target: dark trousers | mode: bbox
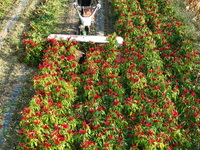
[78,0,92,6]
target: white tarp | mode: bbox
[48,34,123,45]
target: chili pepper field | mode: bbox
[0,0,199,149]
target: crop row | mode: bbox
[19,0,63,66]
[111,0,199,148]
[18,0,199,149]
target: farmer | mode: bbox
[73,0,101,9]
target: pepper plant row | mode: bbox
[18,0,199,149]
[19,0,63,66]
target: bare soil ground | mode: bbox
[0,0,36,111]
[54,0,79,35]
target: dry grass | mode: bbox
[171,0,200,51]
[186,0,200,16]
[185,0,200,51]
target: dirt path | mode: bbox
[0,0,31,44]
[0,0,22,32]
[0,0,39,149]
[54,0,79,35]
